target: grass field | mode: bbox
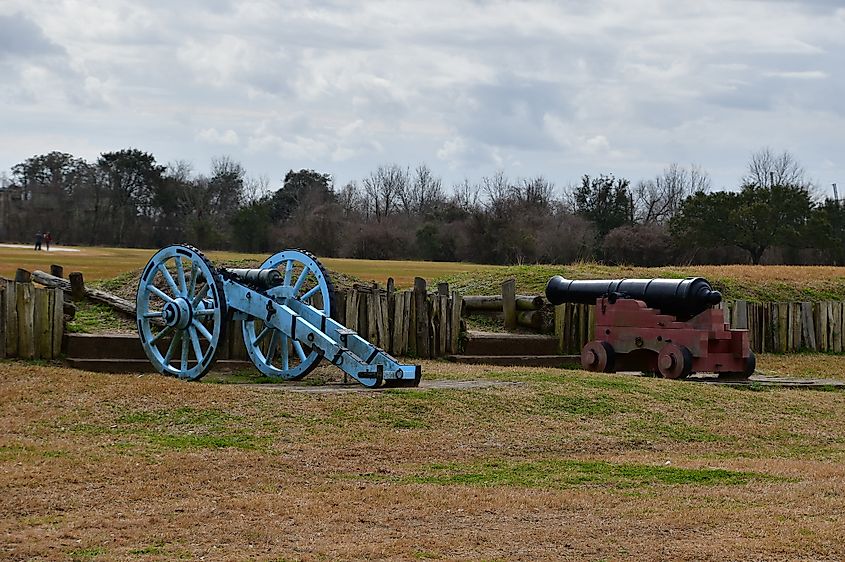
[0,244,497,289]
[2,355,845,561]
[6,244,845,301]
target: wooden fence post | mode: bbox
[33,287,52,359]
[51,288,63,358]
[0,284,5,358]
[450,290,462,354]
[386,279,395,354]
[69,272,85,301]
[5,280,17,357]
[733,300,748,330]
[800,302,816,350]
[50,264,64,278]
[17,282,35,359]
[413,277,429,358]
[502,278,516,331]
[554,304,565,353]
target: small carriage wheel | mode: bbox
[581,341,616,373]
[241,249,335,380]
[719,351,757,380]
[656,343,693,379]
[136,244,226,380]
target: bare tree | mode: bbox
[398,163,445,216]
[742,148,810,189]
[513,176,555,209]
[450,178,481,213]
[243,174,271,204]
[634,163,711,224]
[337,180,364,218]
[362,164,408,222]
[480,170,510,211]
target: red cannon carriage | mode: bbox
[546,276,755,379]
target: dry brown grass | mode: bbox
[3,358,845,561]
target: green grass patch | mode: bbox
[70,407,266,451]
[68,546,106,560]
[404,459,772,489]
[0,443,67,460]
[626,417,725,443]
[66,301,133,333]
[538,392,627,417]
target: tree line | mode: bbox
[2,147,843,266]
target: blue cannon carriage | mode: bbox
[135,244,421,388]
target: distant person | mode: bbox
[34,231,43,251]
[44,232,52,251]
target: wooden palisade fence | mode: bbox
[221,277,463,361]
[0,277,64,359]
[332,278,462,358]
[551,300,845,355]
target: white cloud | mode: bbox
[196,127,239,146]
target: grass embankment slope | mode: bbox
[441,263,845,302]
[2,359,844,560]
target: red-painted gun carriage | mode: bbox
[546,276,755,379]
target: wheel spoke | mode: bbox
[283,259,293,286]
[280,333,289,370]
[266,330,279,364]
[192,284,209,307]
[293,340,307,362]
[175,257,187,296]
[150,325,173,344]
[164,331,181,364]
[149,285,174,304]
[188,261,198,298]
[180,331,189,372]
[292,265,310,295]
[192,318,213,342]
[189,326,203,364]
[253,325,271,347]
[300,285,320,302]
[157,263,180,296]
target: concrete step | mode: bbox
[64,358,254,373]
[463,330,560,356]
[447,354,581,368]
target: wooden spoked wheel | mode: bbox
[241,249,335,380]
[136,245,226,380]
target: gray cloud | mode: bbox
[0,0,842,195]
[0,13,63,59]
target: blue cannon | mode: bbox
[135,244,421,387]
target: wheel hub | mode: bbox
[163,298,193,330]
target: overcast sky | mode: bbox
[1,0,843,195]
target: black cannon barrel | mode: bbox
[225,268,283,289]
[545,276,722,319]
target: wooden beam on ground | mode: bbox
[31,269,143,321]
